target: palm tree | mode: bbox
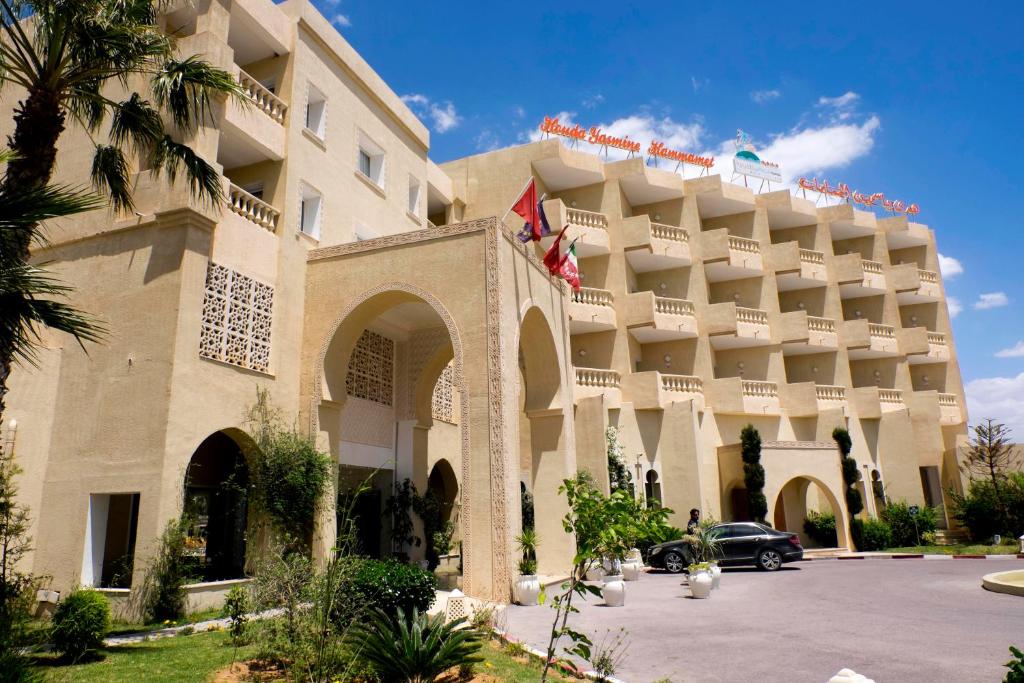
[0,151,106,418]
[0,0,246,422]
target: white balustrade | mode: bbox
[237,68,288,124]
[938,393,958,407]
[654,297,695,316]
[799,248,825,265]
[868,323,896,339]
[661,374,703,393]
[862,259,884,274]
[571,287,614,307]
[227,183,280,232]
[879,388,903,404]
[742,380,778,398]
[918,269,939,284]
[736,307,769,325]
[815,385,846,402]
[651,223,689,243]
[575,367,620,389]
[566,208,608,231]
[927,331,946,345]
[807,316,836,333]
[728,235,760,253]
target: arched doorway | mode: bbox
[183,431,250,581]
[722,481,750,522]
[644,470,662,506]
[427,459,459,525]
[772,475,846,548]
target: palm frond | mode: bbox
[152,135,222,206]
[151,55,245,133]
[0,182,102,239]
[90,144,133,213]
[108,92,162,156]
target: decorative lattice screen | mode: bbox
[431,363,454,423]
[346,330,394,406]
[199,263,273,373]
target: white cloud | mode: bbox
[691,76,709,92]
[995,341,1024,358]
[947,296,963,319]
[938,253,963,279]
[528,110,705,162]
[331,13,351,27]
[400,94,461,133]
[513,105,526,119]
[974,292,1009,310]
[474,129,501,152]
[582,94,605,109]
[966,372,1024,438]
[817,91,861,121]
[751,89,781,104]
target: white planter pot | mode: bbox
[709,562,722,589]
[688,570,713,599]
[513,574,540,606]
[625,548,643,563]
[602,575,626,607]
[585,566,606,582]
[622,561,641,581]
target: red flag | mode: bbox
[542,225,570,275]
[559,240,581,291]
[510,178,542,241]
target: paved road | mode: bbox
[501,558,1024,682]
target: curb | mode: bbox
[802,553,1023,561]
[493,627,627,682]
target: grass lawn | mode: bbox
[885,543,1020,555]
[105,608,225,637]
[33,627,575,682]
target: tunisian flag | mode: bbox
[510,178,551,242]
[542,225,570,274]
[542,227,581,292]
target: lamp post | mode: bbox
[635,454,644,501]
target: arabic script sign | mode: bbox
[797,177,920,215]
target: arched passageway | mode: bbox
[183,431,250,581]
[772,475,847,548]
[645,470,662,506]
[427,458,459,525]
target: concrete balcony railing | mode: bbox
[623,292,697,342]
[569,287,617,334]
[780,311,838,354]
[938,392,963,425]
[621,216,691,271]
[779,382,846,417]
[835,254,887,298]
[909,331,952,365]
[540,200,610,257]
[893,263,942,304]
[843,320,900,359]
[897,326,931,359]
[702,228,763,281]
[621,371,704,410]
[574,367,622,407]
[707,377,780,415]
[768,242,827,291]
[227,183,280,232]
[707,303,773,349]
[238,68,288,124]
[849,386,904,418]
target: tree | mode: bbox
[0,0,246,424]
[0,445,39,669]
[605,426,633,495]
[961,419,1018,534]
[833,427,864,523]
[741,425,767,522]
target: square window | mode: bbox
[407,175,421,215]
[305,85,327,139]
[359,150,372,178]
[356,130,386,188]
[299,183,322,239]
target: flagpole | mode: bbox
[501,175,535,224]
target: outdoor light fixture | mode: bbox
[911,315,918,324]
[797,302,806,310]
[922,374,930,385]
[570,200,578,208]
[659,282,667,291]
[654,213,662,221]
[663,354,672,366]
[578,349,587,357]
[855,309,862,318]
[811,365,819,374]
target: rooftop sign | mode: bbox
[731,130,782,184]
[539,116,640,155]
[797,177,921,215]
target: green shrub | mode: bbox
[880,501,938,547]
[51,589,111,661]
[950,473,1024,542]
[344,559,437,616]
[1005,645,1024,683]
[802,511,838,547]
[223,584,250,646]
[741,425,767,522]
[851,518,893,551]
[139,518,190,623]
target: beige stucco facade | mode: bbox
[3,0,968,604]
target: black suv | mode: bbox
[648,522,803,572]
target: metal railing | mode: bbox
[227,183,280,232]
[237,68,288,124]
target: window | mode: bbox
[356,130,386,188]
[305,85,327,139]
[81,493,140,588]
[299,183,322,239]
[407,175,422,216]
[241,182,264,200]
[346,330,394,406]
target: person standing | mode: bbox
[686,508,700,534]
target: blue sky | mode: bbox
[314,0,1024,434]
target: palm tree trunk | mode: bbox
[0,87,66,429]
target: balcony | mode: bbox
[574,367,622,408]
[908,332,952,365]
[623,292,697,343]
[938,393,963,425]
[569,287,617,334]
[779,382,846,416]
[893,266,942,304]
[780,312,838,355]
[897,326,930,359]
[622,216,691,271]
[540,200,610,257]
[685,175,755,218]
[821,204,877,240]
[849,386,904,418]
[219,65,287,166]
[621,371,704,410]
[843,320,899,359]
[702,229,764,282]
[769,242,828,291]
[211,181,279,285]
[757,189,818,230]
[707,377,780,415]
[227,183,280,232]
[835,254,887,299]
[707,303,773,349]
[880,215,931,250]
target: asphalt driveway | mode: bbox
[500,558,1024,682]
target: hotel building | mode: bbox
[3,0,967,603]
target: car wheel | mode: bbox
[663,550,686,574]
[757,548,783,571]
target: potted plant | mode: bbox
[685,521,724,589]
[686,562,713,599]
[513,529,541,605]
